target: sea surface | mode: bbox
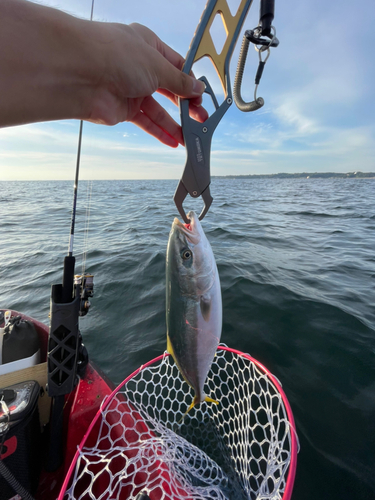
[0,178,374,499]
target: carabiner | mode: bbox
[253,46,270,103]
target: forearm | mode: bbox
[0,0,207,145]
[0,0,101,127]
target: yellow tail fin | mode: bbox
[204,396,219,405]
[178,395,219,424]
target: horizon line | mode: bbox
[1,171,375,182]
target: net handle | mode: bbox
[58,347,297,500]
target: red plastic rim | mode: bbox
[59,346,298,500]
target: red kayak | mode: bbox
[0,310,115,500]
[0,311,297,500]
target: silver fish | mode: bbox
[166,210,222,412]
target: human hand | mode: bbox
[86,22,209,147]
[0,0,208,145]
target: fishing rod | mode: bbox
[63,0,95,302]
[61,120,82,303]
[46,1,95,473]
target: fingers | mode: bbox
[154,35,187,71]
[103,23,209,144]
[157,88,209,123]
[151,41,209,122]
[128,23,208,120]
[189,102,209,123]
[152,49,205,99]
[157,88,203,108]
[150,32,208,99]
[130,95,184,148]
[130,23,187,74]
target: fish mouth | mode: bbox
[172,212,200,243]
[173,217,191,236]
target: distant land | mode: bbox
[212,171,375,179]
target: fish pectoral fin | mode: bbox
[200,294,211,321]
[166,334,174,356]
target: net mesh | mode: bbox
[63,347,296,500]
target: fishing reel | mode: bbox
[74,273,94,317]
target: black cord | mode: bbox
[0,458,35,500]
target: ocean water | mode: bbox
[0,178,374,499]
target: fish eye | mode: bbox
[181,248,192,260]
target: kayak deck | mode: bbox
[0,310,115,500]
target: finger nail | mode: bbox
[192,79,205,95]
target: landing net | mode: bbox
[61,346,298,500]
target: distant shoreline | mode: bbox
[2,172,375,182]
[212,172,375,180]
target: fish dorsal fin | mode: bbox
[200,294,211,321]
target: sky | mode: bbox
[0,0,374,180]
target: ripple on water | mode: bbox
[0,178,374,500]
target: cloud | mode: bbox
[274,100,317,135]
[0,121,187,180]
[1,0,374,180]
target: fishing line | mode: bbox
[82,180,93,277]
[67,121,83,257]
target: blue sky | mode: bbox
[0,0,374,180]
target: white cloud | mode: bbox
[0,121,187,180]
[1,0,374,179]
[274,101,317,135]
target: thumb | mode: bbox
[156,55,206,98]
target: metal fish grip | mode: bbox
[175,0,254,224]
